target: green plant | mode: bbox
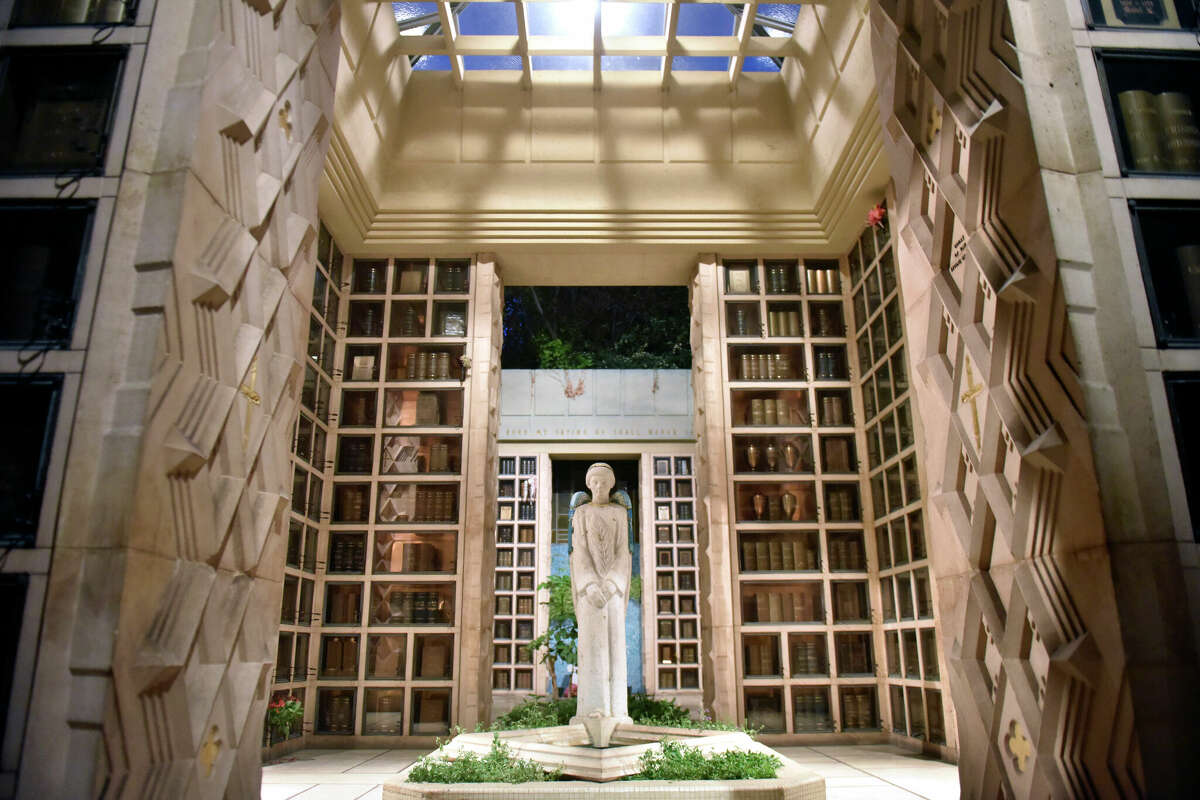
[629,575,643,602]
[407,735,562,784]
[528,574,577,699]
[267,696,304,740]
[628,695,758,736]
[628,694,691,727]
[629,740,781,781]
[490,696,576,730]
[535,335,593,369]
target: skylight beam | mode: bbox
[660,0,680,90]
[396,12,443,34]
[437,1,465,87]
[515,1,533,88]
[728,1,757,88]
[593,2,602,90]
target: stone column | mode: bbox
[690,258,738,723]
[866,0,1182,795]
[1005,1,1200,796]
[456,254,503,730]
[18,2,341,797]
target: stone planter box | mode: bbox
[383,724,824,799]
[386,767,823,800]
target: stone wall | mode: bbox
[18,1,340,797]
[498,369,694,442]
[866,0,1197,795]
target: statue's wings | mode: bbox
[612,489,634,553]
[566,490,590,554]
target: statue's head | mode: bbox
[585,462,615,502]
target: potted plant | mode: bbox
[267,695,304,744]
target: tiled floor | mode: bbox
[262,744,959,800]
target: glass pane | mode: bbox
[831,581,869,622]
[835,632,873,675]
[328,532,367,573]
[11,0,127,25]
[324,584,363,625]
[366,634,407,679]
[0,376,60,545]
[320,634,359,678]
[377,482,458,523]
[370,582,455,625]
[739,581,823,623]
[788,633,828,676]
[363,688,405,735]
[316,688,355,734]
[0,204,91,345]
[1101,52,1200,174]
[840,687,876,729]
[352,259,388,293]
[394,260,428,294]
[1132,203,1200,343]
[744,687,784,733]
[411,689,451,735]
[0,50,124,172]
[792,687,832,732]
[372,531,457,573]
[414,633,454,679]
[435,260,470,293]
[742,634,781,676]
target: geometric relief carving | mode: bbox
[76,1,343,796]
[871,1,1136,795]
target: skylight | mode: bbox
[393,1,801,82]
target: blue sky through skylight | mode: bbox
[402,1,789,73]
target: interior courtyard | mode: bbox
[1,1,1199,798]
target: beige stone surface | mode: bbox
[18,1,340,797]
[457,257,505,731]
[866,0,1197,795]
[691,260,738,724]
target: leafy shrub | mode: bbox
[407,736,562,784]
[490,697,576,730]
[487,694,753,735]
[628,694,691,727]
[535,335,594,369]
[630,740,781,781]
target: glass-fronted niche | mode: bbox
[334,434,462,475]
[0,203,93,347]
[0,47,126,173]
[1130,201,1200,346]
[8,0,131,26]
[1083,0,1198,30]
[1097,50,1200,176]
[1165,372,1200,541]
[1,376,62,548]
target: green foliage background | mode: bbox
[502,286,691,369]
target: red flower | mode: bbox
[867,204,887,228]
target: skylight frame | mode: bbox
[397,1,801,84]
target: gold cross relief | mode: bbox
[960,359,984,450]
[926,103,943,147]
[239,357,262,450]
[199,724,222,777]
[278,100,293,141]
[1005,719,1033,773]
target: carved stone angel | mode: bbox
[567,463,633,732]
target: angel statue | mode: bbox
[567,463,633,742]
